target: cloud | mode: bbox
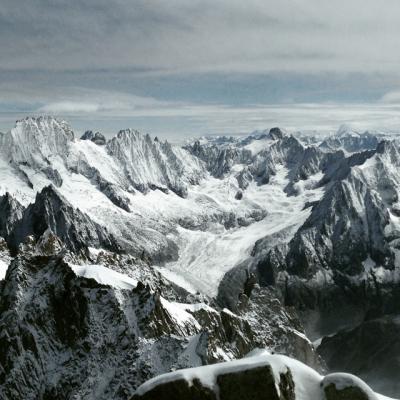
[0,84,177,114]
[38,102,100,113]
[1,0,400,75]
[380,91,400,104]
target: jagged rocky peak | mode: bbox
[80,130,106,145]
[319,124,380,154]
[34,228,64,256]
[9,185,120,255]
[106,128,205,196]
[268,126,285,140]
[3,116,74,166]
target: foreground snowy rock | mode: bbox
[132,350,395,400]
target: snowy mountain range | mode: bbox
[0,116,399,399]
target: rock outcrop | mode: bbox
[81,130,106,145]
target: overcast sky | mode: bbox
[2,0,400,139]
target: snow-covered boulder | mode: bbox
[322,373,378,400]
[132,351,394,400]
[132,352,297,400]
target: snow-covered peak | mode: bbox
[107,128,205,196]
[319,125,379,154]
[336,123,360,138]
[3,116,74,167]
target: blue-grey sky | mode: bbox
[2,0,400,139]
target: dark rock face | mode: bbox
[41,166,63,187]
[0,193,24,241]
[131,364,294,400]
[321,372,379,400]
[131,378,217,400]
[81,130,106,145]
[318,316,400,398]
[268,127,284,140]
[235,190,243,200]
[323,384,371,400]
[216,365,283,400]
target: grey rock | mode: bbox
[81,130,106,145]
[268,127,284,140]
[0,193,24,241]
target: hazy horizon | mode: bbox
[2,102,400,142]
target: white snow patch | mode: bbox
[69,263,138,290]
[0,259,9,280]
[160,298,201,330]
[153,266,198,294]
[243,137,273,155]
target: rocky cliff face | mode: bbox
[0,237,319,399]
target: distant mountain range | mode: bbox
[0,116,398,399]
